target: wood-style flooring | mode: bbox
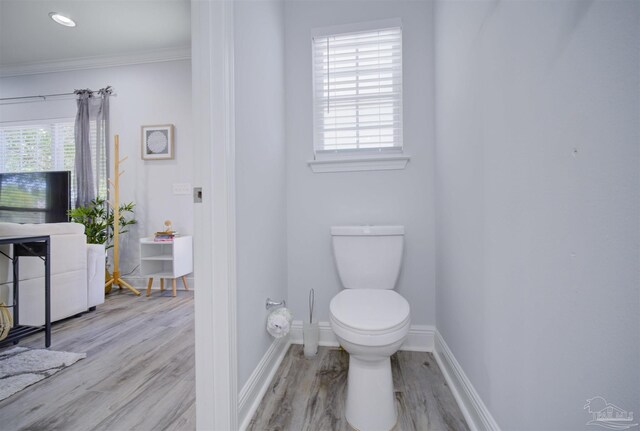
[248,345,469,431]
[1,290,468,431]
[0,289,195,431]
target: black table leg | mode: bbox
[13,255,19,326]
[0,236,53,349]
[44,239,51,348]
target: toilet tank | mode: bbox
[331,225,404,290]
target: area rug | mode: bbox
[0,346,86,401]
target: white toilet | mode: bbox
[329,225,410,431]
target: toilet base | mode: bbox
[345,355,397,431]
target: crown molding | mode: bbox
[0,46,191,78]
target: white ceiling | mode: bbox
[0,0,190,69]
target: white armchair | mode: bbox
[0,222,104,326]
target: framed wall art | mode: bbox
[141,124,174,160]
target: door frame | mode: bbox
[191,0,238,429]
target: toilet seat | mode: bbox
[330,289,410,347]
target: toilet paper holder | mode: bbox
[266,298,286,310]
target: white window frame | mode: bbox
[308,19,410,173]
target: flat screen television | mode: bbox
[0,171,71,224]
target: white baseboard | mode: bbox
[433,330,500,431]
[238,337,290,431]
[289,320,435,352]
[401,324,435,352]
[290,320,339,346]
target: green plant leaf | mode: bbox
[68,197,137,247]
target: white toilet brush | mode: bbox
[303,289,319,357]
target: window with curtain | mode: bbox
[312,21,403,158]
[0,119,105,206]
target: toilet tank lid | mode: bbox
[331,225,404,236]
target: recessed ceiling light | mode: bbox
[49,12,76,27]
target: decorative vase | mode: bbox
[87,243,107,298]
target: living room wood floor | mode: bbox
[0,289,195,431]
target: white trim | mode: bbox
[289,320,434,352]
[308,155,410,173]
[400,324,435,352]
[192,0,237,429]
[311,18,403,38]
[290,321,339,346]
[238,338,290,431]
[0,117,76,127]
[0,47,191,78]
[433,331,501,431]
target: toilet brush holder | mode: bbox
[303,321,319,357]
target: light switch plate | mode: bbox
[172,183,191,195]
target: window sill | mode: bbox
[307,155,410,173]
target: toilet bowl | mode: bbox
[330,289,410,431]
[329,225,410,431]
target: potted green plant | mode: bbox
[68,197,137,294]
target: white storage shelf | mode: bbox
[140,236,193,279]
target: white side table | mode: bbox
[140,236,193,297]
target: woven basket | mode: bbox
[0,303,12,341]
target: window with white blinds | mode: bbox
[312,22,403,156]
[0,120,105,206]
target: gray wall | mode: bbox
[285,0,436,325]
[235,0,287,389]
[434,1,640,429]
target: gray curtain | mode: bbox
[74,87,111,208]
[74,90,94,207]
[95,87,111,202]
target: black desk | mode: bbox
[0,235,51,348]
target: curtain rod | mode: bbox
[0,88,116,103]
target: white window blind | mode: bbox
[0,120,105,206]
[312,23,403,156]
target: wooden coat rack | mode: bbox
[105,135,140,296]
